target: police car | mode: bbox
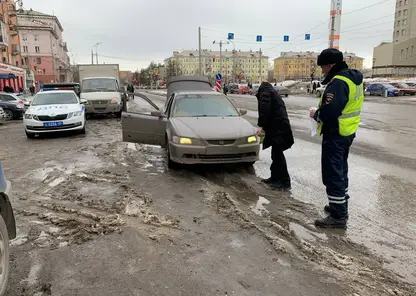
[23,90,87,138]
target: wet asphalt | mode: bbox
[0,91,415,295]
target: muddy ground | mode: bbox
[0,97,415,295]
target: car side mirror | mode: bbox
[151,110,165,117]
[80,99,88,104]
[239,109,247,116]
[24,101,31,107]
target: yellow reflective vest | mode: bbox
[318,75,364,136]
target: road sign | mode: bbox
[283,35,289,42]
[256,35,262,42]
[228,33,234,40]
[305,34,311,40]
[226,57,229,61]
[216,73,222,80]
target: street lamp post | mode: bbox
[91,42,102,64]
[213,40,229,78]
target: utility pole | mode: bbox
[198,27,202,76]
[91,49,94,64]
[329,13,335,48]
[213,40,229,77]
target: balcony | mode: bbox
[12,44,20,55]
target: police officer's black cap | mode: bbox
[317,48,343,66]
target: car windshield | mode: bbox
[399,83,409,87]
[82,78,117,92]
[383,84,394,88]
[172,94,239,117]
[32,92,78,105]
[406,82,415,86]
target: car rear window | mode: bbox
[172,94,239,117]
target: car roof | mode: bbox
[43,82,80,86]
[37,90,76,94]
[174,91,224,96]
[83,77,116,80]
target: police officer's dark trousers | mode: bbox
[322,133,355,219]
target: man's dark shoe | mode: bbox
[261,177,276,184]
[315,215,347,229]
[269,182,291,190]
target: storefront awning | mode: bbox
[0,73,16,79]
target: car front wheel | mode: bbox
[0,215,11,295]
[165,139,179,169]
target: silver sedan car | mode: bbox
[122,91,260,168]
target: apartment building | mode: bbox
[0,0,26,91]
[273,51,364,81]
[373,0,416,77]
[17,8,71,87]
[165,49,269,83]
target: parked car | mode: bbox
[273,85,290,97]
[237,84,250,95]
[0,92,27,120]
[228,83,239,94]
[122,76,260,168]
[249,84,260,96]
[23,90,87,138]
[405,81,415,87]
[0,107,5,124]
[316,86,326,97]
[389,82,416,96]
[366,83,399,96]
[0,161,17,295]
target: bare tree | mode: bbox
[165,59,182,83]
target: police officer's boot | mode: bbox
[261,177,275,184]
[315,215,347,229]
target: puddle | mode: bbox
[78,183,119,199]
[250,196,270,216]
[289,222,328,242]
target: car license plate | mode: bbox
[43,121,63,127]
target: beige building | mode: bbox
[373,0,416,77]
[273,51,364,81]
[165,49,269,83]
[393,0,416,43]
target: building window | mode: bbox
[36,57,41,64]
[397,20,401,26]
[404,0,408,4]
[402,29,406,35]
[15,61,18,66]
[398,10,401,16]
[43,69,46,74]
[22,34,27,41]
[35,46,40,52]
[23,46,28,52]
[412,46,414,56]
[21,58,24,65]
[2,57,6,63]
[399,1,402,6]
[404,9,408,15]
[24,57,28,65]
[34,35,38,41]
[403,19,407,25]
[406,48,409,58]
[401,49,404,61]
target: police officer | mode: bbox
[309,48,364,228]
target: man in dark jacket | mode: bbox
[310,48,364,228]
[256,82,294,190]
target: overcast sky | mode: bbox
[23,0,395,70]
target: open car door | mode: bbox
[121,93,167,146]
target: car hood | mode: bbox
[171,116,256,139]
[80,92,120,100]
[28,104,82,115]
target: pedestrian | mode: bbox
[309,48,364,229]
[223,83,228,95]
[312,81,317,94]
[307,83,311,94]
[29,85,35,96]
[256,82,294,190]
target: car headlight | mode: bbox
[24,113,33,119]
[172,136,193,145]
[72,110,84,117]
[247,135,258,143]
[110,97,120,104]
